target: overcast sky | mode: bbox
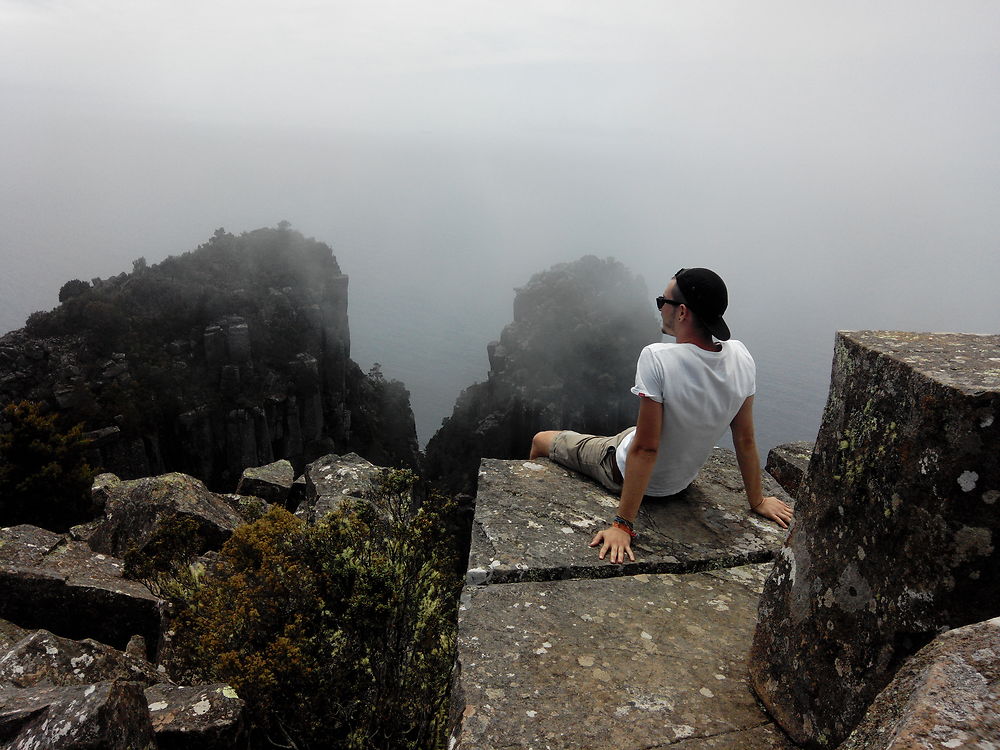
[2,1,998,444]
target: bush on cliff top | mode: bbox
[162,468,458,749]
[0,400,95,531]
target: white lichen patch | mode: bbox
[560,527,573,535]
[699,687,714,698]
[640,631,652,640]
[521,462,544,471]
[148,701,169,712]
[526,520,543,530]
[84,685,96,697]
[577,655,595,667]
[45,645,59,655]
[71,654,94,668]
[672,725,695,739]
[981,415,995,428]
[958,471,979,492]
[591,668,611,682]
[714,673,726,680]
[192,699,211,715]
[525,710,537,718]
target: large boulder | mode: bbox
[764,441,813,498]
[295,452,381,524]
[144,683,248,749]
[749,331,1000,748]
[838,617,999,750]
[0,629,160,688]
[0,525,164,658]
[86,472,245,558]
[235,459,294,506]
[0,680,156,749]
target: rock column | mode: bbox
[749,331,1000,747]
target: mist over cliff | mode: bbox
[0,226,420,489]
[425,256,656,493]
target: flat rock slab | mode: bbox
[451,563,794,750]
[0,525,163,658]
[467,450,792,584]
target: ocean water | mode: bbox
[349,281,836,461]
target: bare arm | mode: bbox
[590,395,662,563]
[730,396,793,528]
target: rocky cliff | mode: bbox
[0,226,420,489]
[425,255,656,493]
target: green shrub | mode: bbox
[0,401,95,531]
[168,469,459,749]
[122,515,207,601]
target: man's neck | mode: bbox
[674,333,721,352]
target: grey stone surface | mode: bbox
[296,452,382,523]
[0,525,163,658]
[451,564,795,750]
[467,450,792,584]
[0,629,160,688]
[145,683,248,749]
[87,472,245,558]
[0,680,156,749]
[765,441,814,498]
[838,617,1000,750]
[236,458,295,506]
[750,331,1000,748]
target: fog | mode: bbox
[2,1,998,449]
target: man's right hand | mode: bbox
[751,496,794,528]
[589,525,635,564]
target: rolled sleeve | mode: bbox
[630,346,664,402]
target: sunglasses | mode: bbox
[656,296,682,310]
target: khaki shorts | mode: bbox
[549,427,635,492]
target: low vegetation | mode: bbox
[132,468,459,749]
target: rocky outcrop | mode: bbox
[451,455,795,749]
[86,472,245,558]
[0,680,157,749]
[765,441,813,498]
[0,525,164,659]
[0,226,420,490]
[749,331,1000,748]
[838,616,999,750]
[425,256,656,493]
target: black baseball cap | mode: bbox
[674,267,731,341]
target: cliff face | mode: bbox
[0,226,419,488]
[425,255,656,493]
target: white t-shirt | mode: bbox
[615,340,756,496]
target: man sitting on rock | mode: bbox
[529,267,793,564]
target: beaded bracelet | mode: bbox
[612,518,637,539]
